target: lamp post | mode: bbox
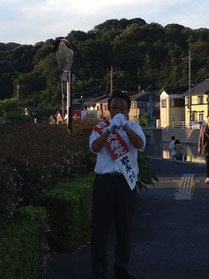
[55,38,81,132]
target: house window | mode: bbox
[199,114,203,121]
[197,96,203,104]
[191,112,197,121]
[170,99,185,107]
[161,99,166,108]
[132,101,136,109]
[185,97,189,105]
[97,105,99,111]
[104,105,107,111]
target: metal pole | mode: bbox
[110,65,113,94]
[149,95,153,129]
[17,84,20,103]
[66,70,72,132]
[189,50,192,125]
[61,80,65,119]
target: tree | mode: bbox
[0,98,18,115]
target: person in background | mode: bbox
[48,114,56,125]
[56,111,63,124]
[89,90,146,279]
[168,136,176,159]
[198,114,209,184]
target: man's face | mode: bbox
[109,97,129,119]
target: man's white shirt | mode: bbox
[169,140,176,156]
[89,121,146,175]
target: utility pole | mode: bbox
[16,84,20,103]
[61,80,65,119]
[110,65,113,94]
[188,50,192,125]
[66,70,73,132]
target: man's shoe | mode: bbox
[114,267,136,279]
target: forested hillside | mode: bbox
[1,17,209,111]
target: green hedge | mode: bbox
[36,173,94,251]
[0,206,48,279]
[0,121,93,222]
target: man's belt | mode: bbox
[97,172,124,177]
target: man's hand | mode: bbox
[113,113,128,127]
[108,116,121,133]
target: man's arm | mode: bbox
[123,125,144,149]
[91,129,111,153]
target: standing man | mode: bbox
[89,90,146,279]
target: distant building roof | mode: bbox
[99,97,109,103]
[136,91,159,101]
[161,86,187,95]
[184,79,209,95]
[83,95,108,107]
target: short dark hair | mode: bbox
[108,90,131,111]
[171,136,175,140]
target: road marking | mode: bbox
[175,174,195,200]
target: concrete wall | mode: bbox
[144,128,163,158]
[163,128,200,144]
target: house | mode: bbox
[83,90,160,123]
[83,95,109,120]
[129,91,160,123]
[184,78,209,126]
[160,87,186,128]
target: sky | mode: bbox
[1,0,209,45]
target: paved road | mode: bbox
[45,158,209,279]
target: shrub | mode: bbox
[0,206,49,279]
[137,152,158,190]
[4,111,32,122]
[35,173,94,251]
[0,121,93,220]
[0,160,19,221]
[0,117,156,222]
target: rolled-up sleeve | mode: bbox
[130,122,146,152]
[89,130,100,153]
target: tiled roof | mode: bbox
[184,79,209,95]
[98,97,109,103]
[130,91,159,101]
[83,95,108,107]
[161,86,187,95]
[137,91,159,101]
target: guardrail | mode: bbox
[162,121,203,136]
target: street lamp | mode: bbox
[55,38,81,132]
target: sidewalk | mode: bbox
[45,158,209,279]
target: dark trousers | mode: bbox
[205,155,209,177]
[91,174,137,276]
